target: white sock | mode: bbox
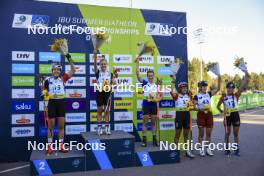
[59,138,63,143]
[48,138,53,144]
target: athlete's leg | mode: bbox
[151,114,158,146]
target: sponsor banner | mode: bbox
[137,100,143,109]
[89,88,96,98]
[12,89,35,99]
[158,66,173,75]
[11,114,35,125]
[113,55,132,63]
[117,77,133,85]
[114,100,133,109]
[12,64,35,74]
[66,77,86,86]
[137,122,152,131]
[157,56,174,64]
[137,90,143,99]
[114,111,133,121]
[39,127,58,136]
[39,52,61,62]
[12,76,34,86]
[159,110,176,119]
[114,123,133,132]
[89,54,109,63]
[89,77,97,86]
[12,51,35,61]
[114,91,133,98]
[162,91,172,98]
[137,111,143,120]
[90,112,103,122]
[136,55,154,64]
[145,22,173,36]
[31,14,50,27]
[90,124,98,132]
[66,53,86,63]
[65,89,86,98]
[65,65,86,74]
[113,66,132,75]
[90,100,97,110]
[12,14,32,28]
[11,126,34,137]
[39,101,48,111]
[39,64,51,74]
[89,65,96,75]
[66,100,86,111]
[65,125,86,135]
[139,66,154,74]
[159,121,175,130]
[12,100,35,112]
[159,100,175,108]
[65,113,86,123]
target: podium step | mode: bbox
[81,131,135,170]
[134,142,180,166]
[30,148,85,175]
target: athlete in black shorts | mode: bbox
[42,56,76,155]
[170,75,194,158]
[217,71,249,156]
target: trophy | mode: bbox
[49,38,73,63]
[234,56,248,73]
[135,41,155,62]
[206,62,220,76]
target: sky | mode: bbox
[38,0,264,75]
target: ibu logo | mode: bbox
[12,101,35,112]
[72,102,80,109]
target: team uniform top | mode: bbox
[44,74,70,99]
[172,92,193,111]
[220,92,240,112]
[142,80,159,108]
[194,92,212,109]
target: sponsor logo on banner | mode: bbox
[90,124,98,132]
[66,100,86,111]
[12,76,35,86]
[89,54,109,63]
[65,113,86,122]
[139,66,154,74]
[137,111,143,120]
[39,52,61,62]
[162,91,172,98]
[12,14,32,28]
[39,101,48,111]
[90,100,97,110]
[66,125,86,135]
[65,65,86,74]
[89,65,96,75]
[12,64,35,74]
[67,53,86,63]
[12,51,35,61]
[31,15,50,27]
[89,77,97,86]
[114,100,133,109]
[39,127,58,136]
[66,77,86,86]
[114,123,133,132]
[158,66,172,75]
[113,55,132,63]
[159,100,175,108]
[137,55,154,64]
[11,126,34,137]
[39,64,51,74]
[12,114,35,125]
[160,110,176,119]
[137,100,143,109]
[66,89,86,98]
[12,89,35,99]
[114,111,133,121]
[12,100,35,112]
[117,77,132,85]
[160,121,175,130]
[157,56,174,64]
[137,123,152,131]
[113,66,132,74]
[145,22,173,36]
[90,112,102,122]
[114,91,133,98]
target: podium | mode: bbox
[30,131,180,175]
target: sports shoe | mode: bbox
[141,136,147,147]
[59,143,68,153]
[97,125,103,136]
[225,149,231,156]
[105,125,111,135]
[199,148,205,157]
[46,144,53,155]
[152,135,158,146]
[234,147,240,156]
[206,147,214,156]
[186,150,195,158]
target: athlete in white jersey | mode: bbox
[217,71,249,156]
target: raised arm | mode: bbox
[237,71,250,95]
[217,97,224,113]
[170,75,178,100]
[211,75,221,96]
[136,57,143,83]
[93,49,98,74]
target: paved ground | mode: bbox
[1,107,264,176]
